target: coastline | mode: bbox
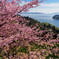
[24,16,59,34]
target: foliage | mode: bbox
[0,0,59,59]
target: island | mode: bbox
[53,15,59,19]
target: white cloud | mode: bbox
[29,3,59,13]
[21,1,29,4]
[19,1,29,6]
[41,3,59,7]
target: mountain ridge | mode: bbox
[21,12,43,14]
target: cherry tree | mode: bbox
[0,0,59,59]
[0,0,43,18]
[0,0,43,47]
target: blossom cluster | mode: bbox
[0,0,59,59]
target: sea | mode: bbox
[20,14,59,28]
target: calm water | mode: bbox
[21,14,59,28]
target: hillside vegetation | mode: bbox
[0,16,59,59]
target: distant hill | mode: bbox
[51,12,59,19]
[53,15,59,19]
[21,12,43,14]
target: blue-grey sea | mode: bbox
[21,14,59,28]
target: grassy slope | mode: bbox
[0,16,59,59]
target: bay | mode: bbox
[21,14,59,28]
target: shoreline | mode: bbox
[20,14,59,28]
[24,16,59,34]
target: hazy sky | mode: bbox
[10,0,59,13]
[28,0,59,13]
